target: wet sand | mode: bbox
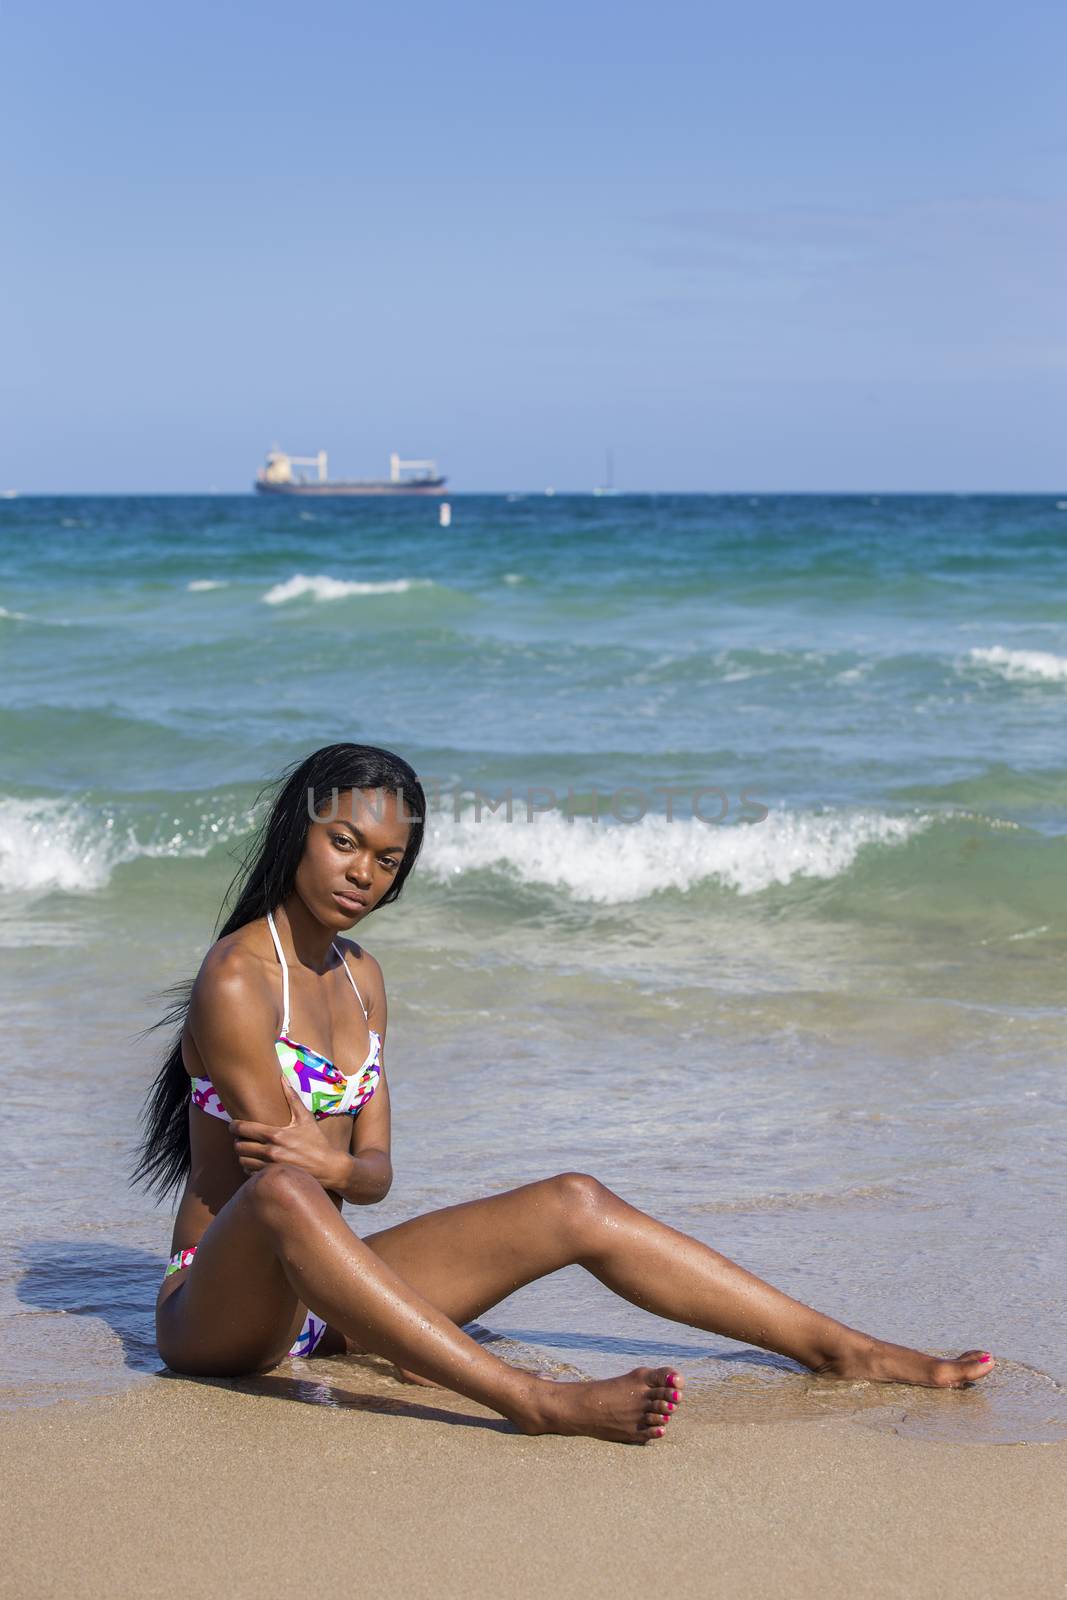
[4,1372,1065,1599]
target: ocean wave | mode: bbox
[0,799,118,893]
[262,574,434,605]
[966,646,1067,684]
[187,579,228,592]
[0,606,72,627]
[4,788,1063,932]
[420,807,924,903]
[418,804,1067,930]
[891,763,1067,812]
[1,791,924,903]
[0,795,255,896]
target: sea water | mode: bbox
[2,492,1065,1441]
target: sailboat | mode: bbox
[593,448,619,497]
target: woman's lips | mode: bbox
[333,890,367,913]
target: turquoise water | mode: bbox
[2,493,1066,1439]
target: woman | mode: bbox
[133,742,994,1445]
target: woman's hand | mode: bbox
[230,1078,347,1191]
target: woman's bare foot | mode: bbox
[816,1337,995,1389]
[511,1366,684,1444]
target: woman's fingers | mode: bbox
[229,1118,277,1143]
[232,1136,283,1163]
[229,1083,307,1151]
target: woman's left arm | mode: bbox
[329,947,393,1206]
[326,1065,391,1204]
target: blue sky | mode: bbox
[2,0,1065,491]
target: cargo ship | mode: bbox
[254,447,447,496]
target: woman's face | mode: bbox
[295,787,412,930]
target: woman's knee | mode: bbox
[245,1163,323,1229]
[548,1171,614,1242]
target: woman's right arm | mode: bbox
[187,945,292,1126]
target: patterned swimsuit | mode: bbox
[162,909,381,1359]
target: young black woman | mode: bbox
[135,743,994,1445]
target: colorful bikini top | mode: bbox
[189,910,381,1124]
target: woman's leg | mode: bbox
[155,1164,683,1443]
[363,1173,994,1389]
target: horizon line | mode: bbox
[3,487,1066,499]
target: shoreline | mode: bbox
[4,1375,1065,1599]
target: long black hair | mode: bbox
[129,743,426,1203]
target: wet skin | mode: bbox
[157,787,993,1444]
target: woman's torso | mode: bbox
[159,917,378,1301]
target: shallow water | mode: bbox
[2,493,1065,1440]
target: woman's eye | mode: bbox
[380,859,399,872]
[331,834,352,850]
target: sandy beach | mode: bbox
[4,1370,1065,1599]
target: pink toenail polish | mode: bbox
[666,1402,674,1411]
[671,1389,679,1402]
[979,1354,991,1362]
[655,1426,665,1437]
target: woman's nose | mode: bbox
[347,853,373,885]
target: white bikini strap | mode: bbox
[266,911,290,1036]
[332,943,369,1021]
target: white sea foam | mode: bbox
[187,579,227,592]
[0,797,254,896]
[0,799,119,894]
[421,806,924,903]
[0,606,72,628]
[262,574,433,605]
[0,792,927,904]
[967,646,1067,684]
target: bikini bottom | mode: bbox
[163,1245,328,1359]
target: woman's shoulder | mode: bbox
[193,923,274,1006]
[336,935,383,981]
[185,923,281,1053]
[336,936,386,1010]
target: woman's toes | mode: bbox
[930,1350,995,1387]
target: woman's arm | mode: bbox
[188,943,293,1125]
[328,1068,392,1204]
[191,941,346,1191]
[330,945,393,1205]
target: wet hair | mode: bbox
[128,743,426,1203]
